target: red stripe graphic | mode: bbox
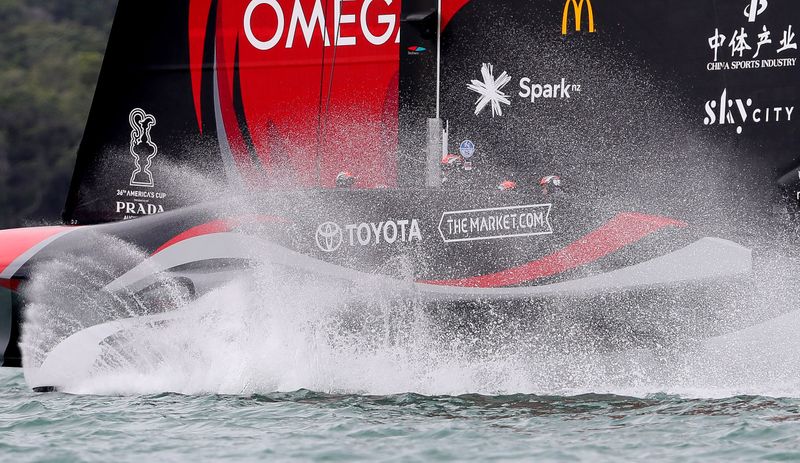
[154,215,290,255]
[420,213,687,288]
[0,227,72,276]
[0,279,20,291]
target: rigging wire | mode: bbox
[323,4,344,150]
[314,0,332,186]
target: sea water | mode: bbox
[2,369,800,462]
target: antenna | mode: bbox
[435,0,442,119]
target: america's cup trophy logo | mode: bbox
[128,108,158,188]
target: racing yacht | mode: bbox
[1,0,799,389]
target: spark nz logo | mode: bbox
[468,63,512,117]
[518,78,580,103]
[744,0,768,23]
[468,64,583,117]
[129,108,158,188]
[703,88,795,135]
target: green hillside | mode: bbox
[0,0,117,228]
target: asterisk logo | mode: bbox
[467,63,512,117]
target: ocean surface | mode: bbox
[3,369,800,462]
[0,371,800,462]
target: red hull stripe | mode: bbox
[0,279,19,291]
[0,227,73,277]
[154,215,290,255]
[419,213,687,288]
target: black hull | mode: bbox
[1,189,754,372]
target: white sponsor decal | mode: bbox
[706,1,797,72]
[115,202,166,216]
[114,189,168,220]
[129,108,158,188]
[467,63,512,117]
[703,88,795,135]
[518,78,580,103]
[244,0,399,51]
[745,0,768,23]
[316,222,344,252]
[115,109,167,220]
[468,63,582,118]
[316,218,423,251]
[438,205,554,243]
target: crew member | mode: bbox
[336,171,357,189]
[540,175,564,197]
[498,180,518,191]
[441,154,465,185]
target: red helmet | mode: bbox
[441,153,464,169]
[336,171,357,188]
[498,180,518,191]
[539,175,562,187]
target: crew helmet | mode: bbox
[498,180,518,191]
[441,153,465,170]
[336,171,357,188]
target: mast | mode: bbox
[435,0,442,120]
[426,0,443,188]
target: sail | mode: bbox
[435,0,800,220]
[63,0,800,225]
[63,0,443,225]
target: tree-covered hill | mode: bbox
[0,0,117,228]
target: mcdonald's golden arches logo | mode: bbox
[562,0,595,35]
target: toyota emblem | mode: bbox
[316,222,343,252]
